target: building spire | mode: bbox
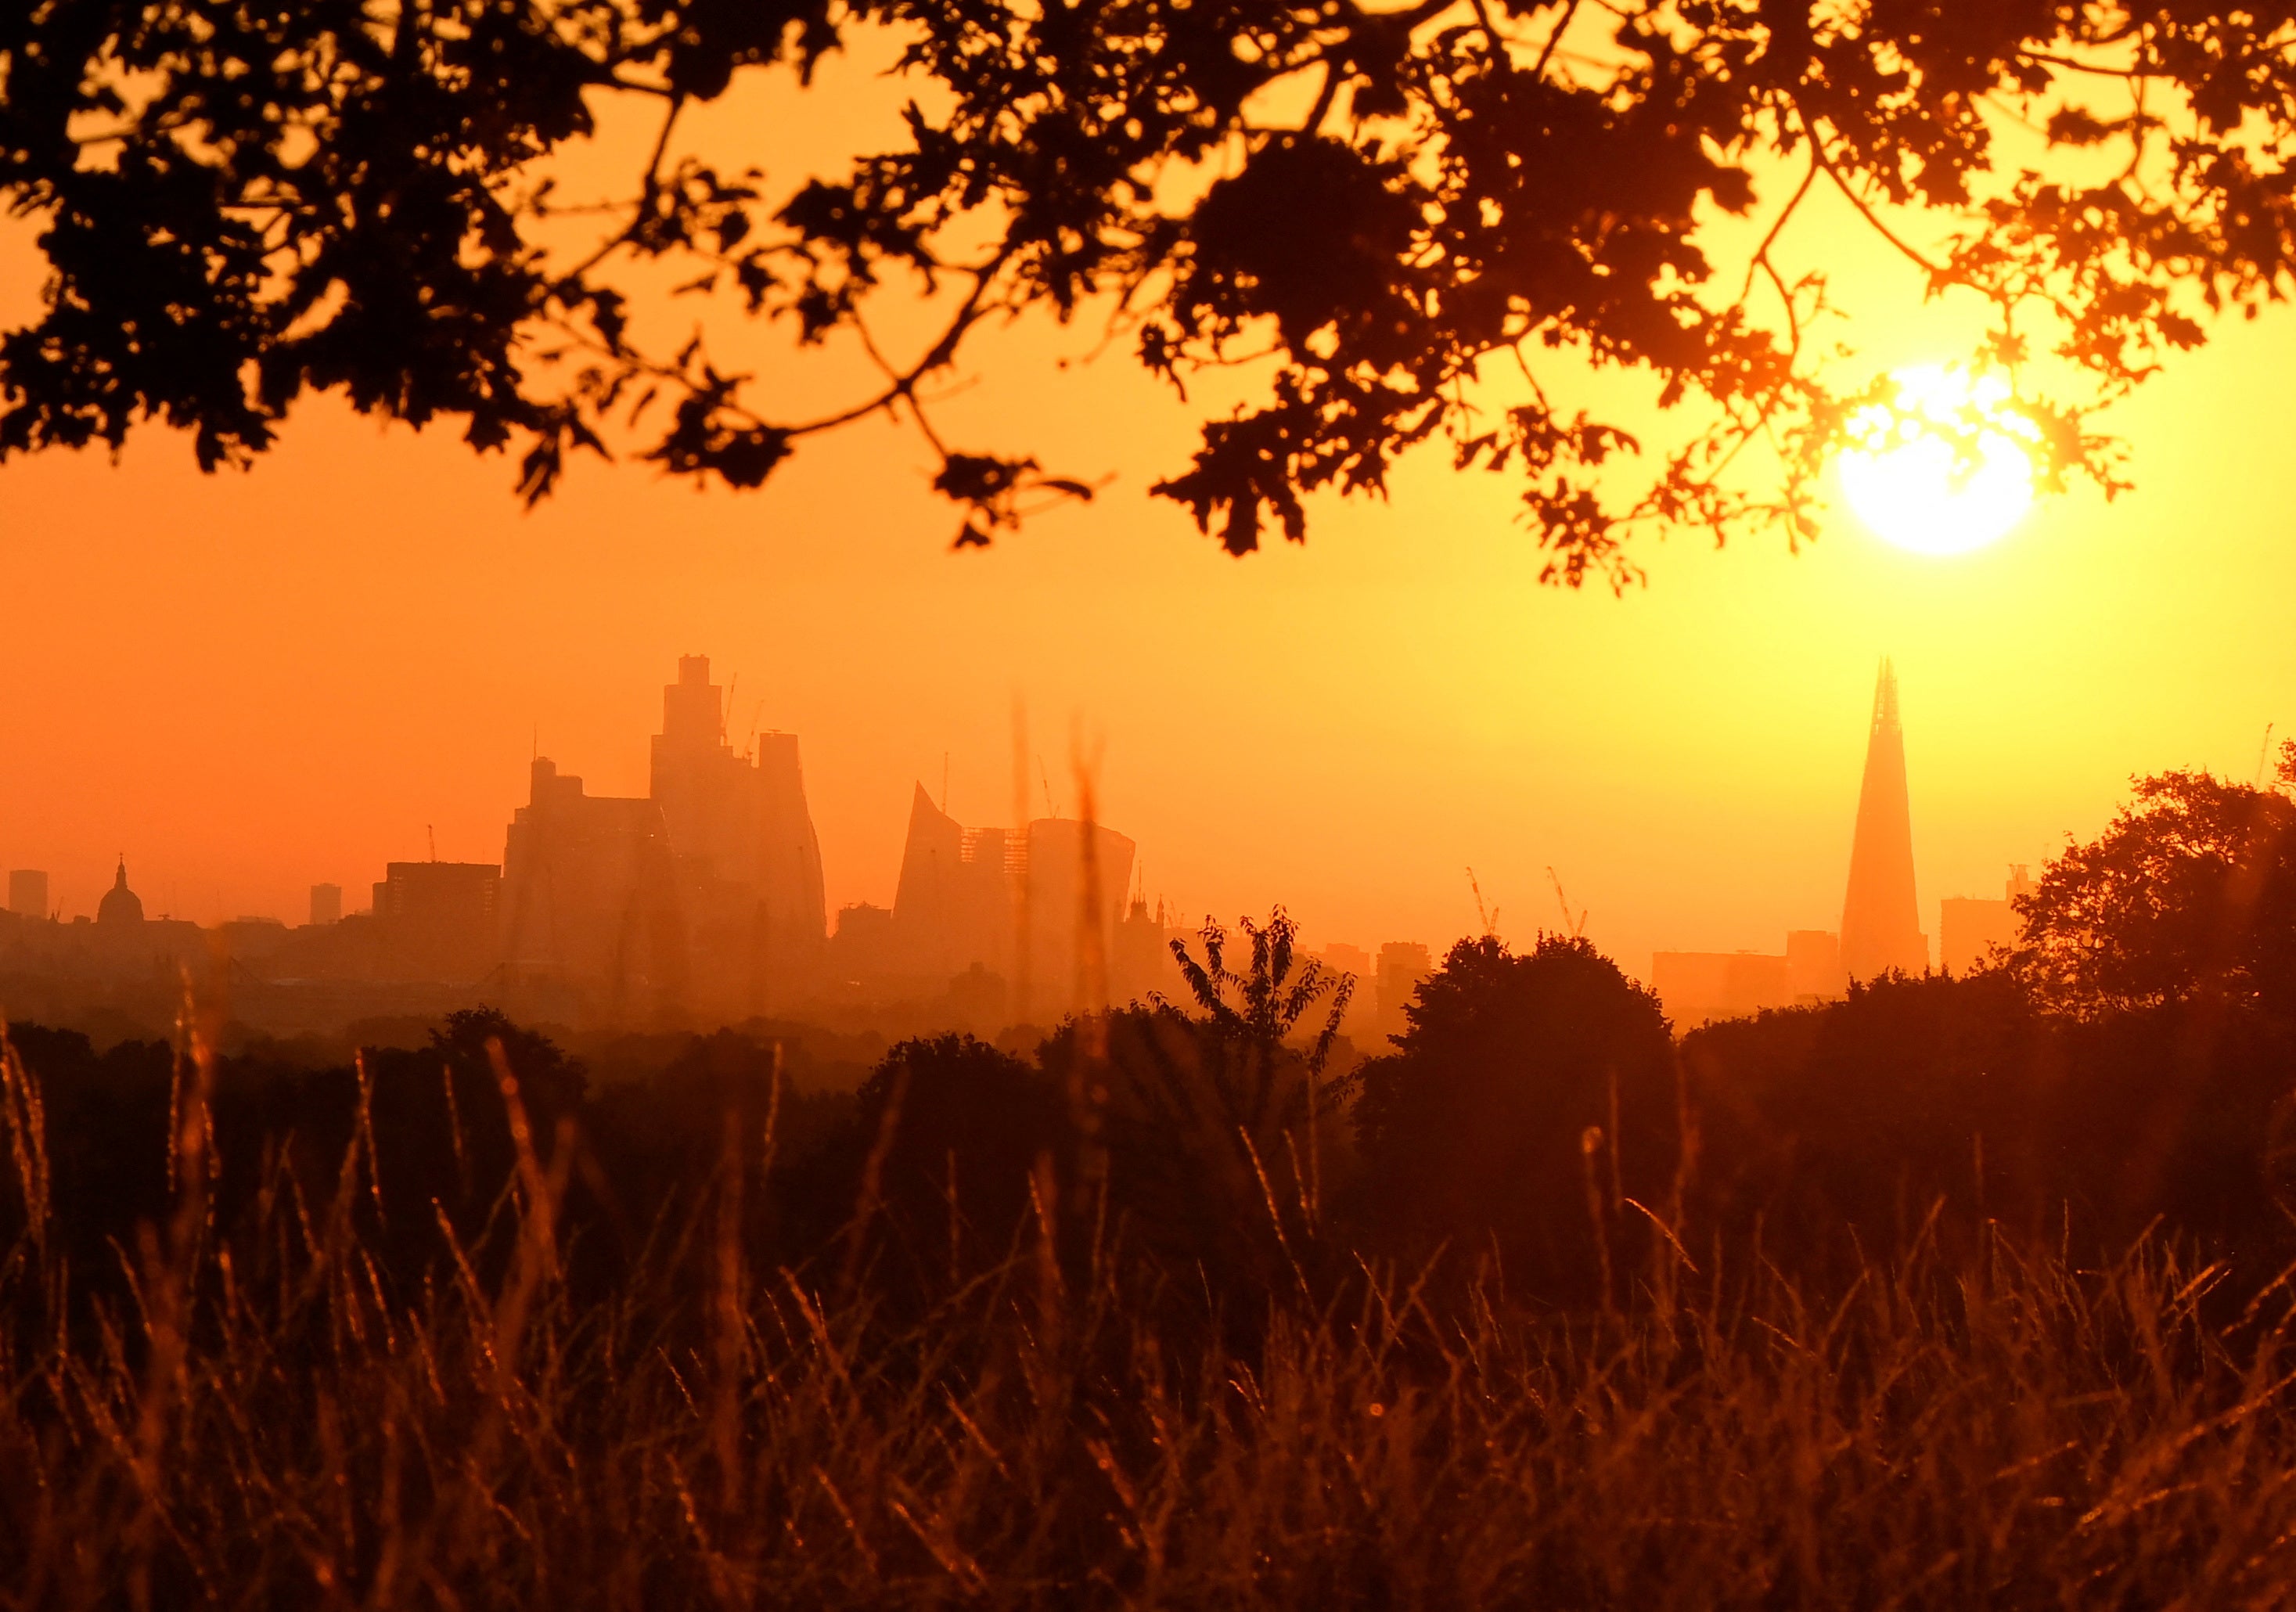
[1840,658,1927,981]
[1872,655,1899,732]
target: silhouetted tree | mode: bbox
[1350,933,1675,1295]
[1682,970,2296,1274]
[1038,910,1351,1287]
[2013,764,2296,1024]
[1157,908,1351,1135]
[1681,971,2057,1261]
[798,1033,1071,1288]
[3,6,2283,571]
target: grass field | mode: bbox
[4,1024,2296,1610]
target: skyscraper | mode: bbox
[1839,660,1928,980]
[1020,815,1135,1020]
[891,784,1015,979]
[649,655,827,1009]
[499,756,686,1013]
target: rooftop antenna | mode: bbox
[1038,756,1058,819]
[428,825,437,862]
[723,671,737,744]
[941,751,950,815]
[1466,866,1500,937]
[1546,866,1588,939]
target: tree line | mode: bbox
[7,750,2296,1322]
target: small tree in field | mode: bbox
[1351,933,1675,1293]
[2013,751,2296,1024]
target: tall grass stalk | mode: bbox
[3,1037,2296,1607]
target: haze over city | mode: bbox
[1,272,2287,983]
[0,31,2288,993]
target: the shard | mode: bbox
[1839,659,1928,981]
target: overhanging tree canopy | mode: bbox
[3,2,2292,579]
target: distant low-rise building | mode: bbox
[309,883,343,927]
[1942,865,2033,976]
[8,870,48,920]
[1652,949,1793,1029]
[372,861,500,981]
[1786,930,1845,1002]
[1314,942,1381,1039]
[828,902,898,984]
[218,916,292,963]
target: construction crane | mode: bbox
[1547,867,1588,939]
[1466,867,1500,937]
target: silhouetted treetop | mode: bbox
[1351,933,1675,1281]
[2014,756,2296,1021]
[3,3,2289,574]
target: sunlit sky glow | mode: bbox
[0,56,2290,981]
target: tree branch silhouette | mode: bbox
[0,2,2287,570]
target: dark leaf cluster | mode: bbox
[4,2,2294,563]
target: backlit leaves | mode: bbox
[1,1,2291,574]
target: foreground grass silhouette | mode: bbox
[5,1029,2296,1608]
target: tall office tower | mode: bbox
[891,783,1017,979]
[7,869,48,919]
[1839,660,1928,980]
[1375,941,1434,1041]
[1020,815,1136,1020]
[500,756,686,1011]
[649,656,826,1008]
[309,882,343,927]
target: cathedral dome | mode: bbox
[97,858,144,926]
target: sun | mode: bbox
[1837,367,2039,556]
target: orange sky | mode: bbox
[1,52,2290,983]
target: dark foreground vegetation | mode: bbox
[8,763,2296,1607]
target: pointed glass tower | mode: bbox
[1839,660,1927,980]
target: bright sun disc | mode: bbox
[1837,367,2038,556]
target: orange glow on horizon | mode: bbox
[0,82,2291,993]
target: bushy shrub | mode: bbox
[1350,934,1678,1299]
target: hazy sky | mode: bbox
[2,56,2289,980]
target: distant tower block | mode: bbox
[1375,941,1434,1040]
[1785,929,1845,1002]
[1839,660,1928,980]
[309,882,344,927]
[6,870,47,919]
